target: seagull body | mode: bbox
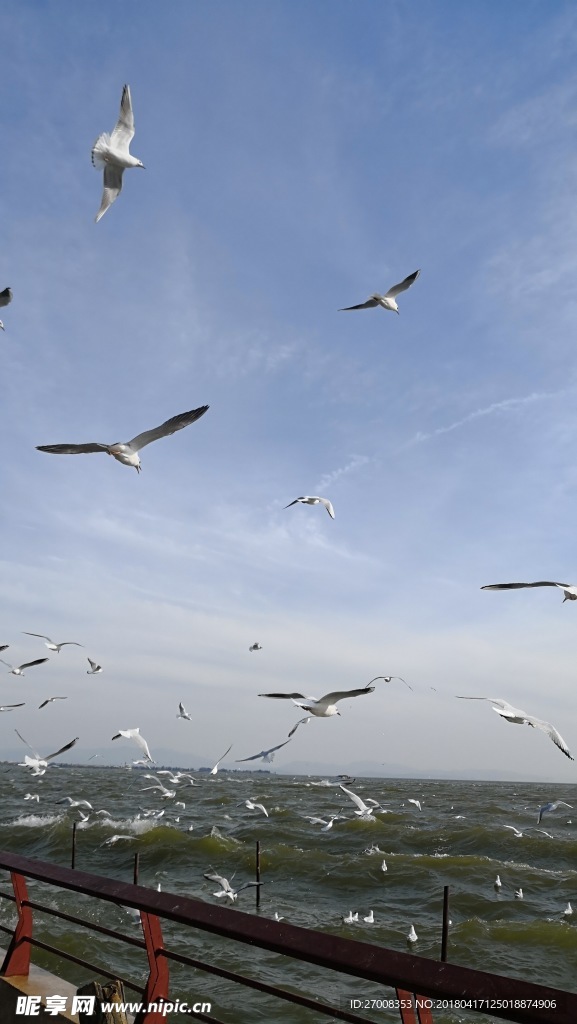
[363,910,375,924]
[236,739,291,763]
[381,859,388,872]
[564,902,573,917]
[0,658,48,676]
[87,659,102,675]
[481,581,577,603]
[249,643,263,652]
[92,85,145,222]
[339,783,379,820]
[455,697,573,760]
[494,875,502,889]
[15,729,78,773]
[259,685,374,718]
[23,633,82,653]
[37,405,209,473]
[204,870,262,902]
[369,675,413,691]
[177,702,191,721]
[340,270,420,314]
[24,793,39,802]
[210,744,232,775]
[0,286,12,330]
[244,798,268,817]
[343,911,358,924]
[537,800,573,823]
[111,728,154,763]
[407,925,418,943]
[285,496,335,519]
[39,697,68,709]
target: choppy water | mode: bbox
[0,767,575,1023]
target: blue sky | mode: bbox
[1,1,577,780]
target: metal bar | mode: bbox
[1,871,32,976]
[0,891,17,903]
[136,912,169,1024]
[71,821,77,869]
[0,850,574,1024]
[133,851,140,885]
[255,840,261,910]
[0,924,13,936]
[416,996,435,1024]
[23,898,146,950]
[396,991,418,1024]
[27,937,141,993]
[164,945,394,1024]
[441,885,449,963]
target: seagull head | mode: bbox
[137,161,145,169]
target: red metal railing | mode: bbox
[0,851,574,1024]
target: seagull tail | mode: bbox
[91,133,111,169]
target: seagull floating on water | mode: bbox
[86,658,102,675]
[36,405,209,473]
[0,286,13,330]
[363,910,375,924]
[537,800,573,824]
[0,657,48,676]
[343,911,358,924]
[249,643,263,652]
[564,902,573,917]
[111,728,154,763]
[259,684,374,718]
[515,889,523,899]
[39,697,68,709]
[177,702,191,721]
[407,924,418,944]
[494,875,502,889]
[481,581,577,603]
[455,696,573,760]
[23,633,82,653]
[285,496,335,519]
[92,85,145,223]
[340,270,420,315]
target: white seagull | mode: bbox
[363,910,375,924]
[23,633,83,653]
[515,889,523,899]
[407,925,418,944]
[0,286,13,330]
[369,675,413,691]
[339,784,380,820]
[177,703,191,721]
[285,496,335,519]
[0,657,48,676]
[481,581,577,603]
[111,728,154,763]
[244,798,268,817]
[407,799,422,811]
[249,643,263,652]
[210,744,232,775]
[203,870,262,902]
[259,684,374,718]
[0,703,25,712]
[24,794,40,802]
[340,270,420,315]
[87,658,103,675]
[343,911,358,924]
[15,729,78,773]
[58,797,93,809]
[39,697,68,709]
[564,902,573,917]
[101,834,134,847]
[236,739,291,764]
[455,697,573,760]
[92,84,145,223]
[36,405,209,473]
[537,800,573,824]
[494,875,502,889]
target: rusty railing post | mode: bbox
[1,872,32,976]
[133,852,140,885]
[441,885,450,962]
[255,840,261,910]
[71,821,78,869]
[135,912,169,1023]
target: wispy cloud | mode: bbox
[402,390,567,448]
[314,454,371,492]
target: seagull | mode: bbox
[92,84,145,222]
[285,496,335,519]
[177,703,191,721]
[369,675,413,691]
[244,798,268,817]
[273,912,284,922]
[455,697,573,760]
[23,633,83,653]
[87,658,103,675]
[259,685,374,718]
[381,859,388,872]
[494,875,502,889]
[340,270,420,315]
[339,784,380,820]
[0,703,25,712]
[537,800,573,823]
[101,834,134,847]
[39,697,68,709]
[24,793,39,802]
[407,925,418,944]
[249,643,263,652]
[363,910,375,924]
[15,729,78,773]
[288,717,313,737]
[0,286,12,330]
[141,779,175,799]
[58,797,92,809]
[515,889,523,899]
[481,581,577,603]
[0,658,48,676]
[111,728,154,763]
[36,405,209,473]
[210,744,232,775]
[564,902,573,917]
[203,870,262,902]
[303,814,342,831]
[236,739,292,763]
[407,799,422,811]
[343,911,358,924]
[503,825,553,839]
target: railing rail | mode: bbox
[0,850,574,1024]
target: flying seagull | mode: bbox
[236,739,291,763]
[210,744,233,775]
[39,697,68,709]
[537,800,573,824]
[244,798,268,817]
[92,84,145,223]
[15,729,78,773]
[23,633,83,653]
[0,658,48,676]
[0,286,12,331]
[36,405,209,472]
[285,496,335,519]
[203,870,263,902]
[369,675,413,691]
[481,581,577,603]
[177,702,191,720]
[0,703,25,712]
[111,728,154,763]
[249,643,263,652]
[87,658,102,675]
[339,783,380,820]
[340,270,420,314]
[456,697,574,760]
[259,685,375,718]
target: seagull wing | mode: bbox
[288,716,313,738]
[210,744,232,773]
[385,270,420,298]
[319,498,335,519]
[58,643,83,648]
[0,704,25,711]
[339,299,380,310]
[36,443,109,455]
[18,659,49,671]
[481,582,570,591]
[234,881,263,892]
[22,633,51,641]
[339,784,368,813]
[204,871,231,891]
[236,740,291,762]
[45,737,79,761]
[127,406,209,452]
[110,84,135,151]
[0,287,12,308]
[95,164,124,223]
[258,692,318,701]
[316,686,375,707]
[524,715,574,760]
[455,696,517,712]
[15,730,40,758]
